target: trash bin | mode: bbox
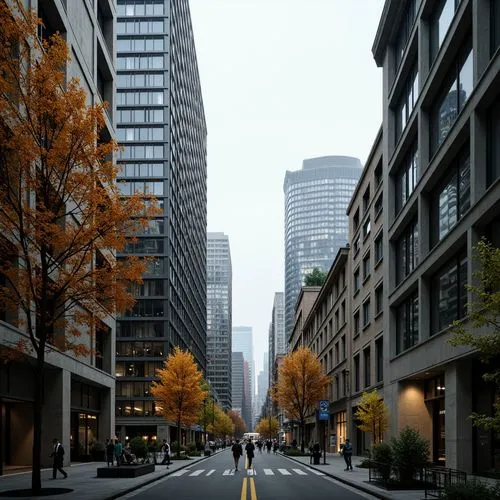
[313,451,321,465]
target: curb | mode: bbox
[280,453,391,500]
[103,451,222,500]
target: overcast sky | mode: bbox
[190,0,385,376]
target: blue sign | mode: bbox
[318,400,329,421]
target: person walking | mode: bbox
[343,438,353,471]
[231,439,243,471]
[50,438,67,479]
[160,439,171,468]
[114,439,123,466]
[106,439,115,467]
[245,438,255,469]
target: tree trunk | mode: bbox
[176,421,181,458]
[32,354,45,493]
[300,421,305,453]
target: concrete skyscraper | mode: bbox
[115,0,207,441]
[207,233,232,410]
[284,156,362,340]
[232,326,254,426]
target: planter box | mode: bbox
[97,464,155,478]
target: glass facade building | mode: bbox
[115,0,207,440]
[207,233,232,411]
[283,156,362,340]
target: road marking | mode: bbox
[170,469,190,476]
[206,469,215,476]
[240,477,247,500]
[292,468,308,475]
[189,469,205,476]
[263,469,274,475]
[223,469,234,476]
[250,477,257,500]
[305,467,325,476]
[277,468,291,475]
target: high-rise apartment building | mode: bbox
[207,232,232,410]
[373,0,500,473]
[115,0,207,442]
[0,0,116,470]
[284,156,362,340]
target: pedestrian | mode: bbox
[106,438,115,467]
[245,437,255,469]
[114,439,123,466]
[273,440,279,454]
[257,440,263,453]
[160,439,171,468]
[342,438,353,471]
[308,441,314,464]
[266,439,272,453]
[50,438,67,479]
[231,439,243,471]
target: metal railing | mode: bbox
[424,465,467,498]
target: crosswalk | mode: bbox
[170,467,325,478]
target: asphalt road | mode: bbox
[119,449,376,500]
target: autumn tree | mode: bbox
[228,410,247,437]
[450,239,500,432]
[274,346,329,452]
[212,407,233,439]
[304,268,328,286]
[255,416,280,439]
[151,347,207,457]
[0,3,156,493]
[355,390,390,445]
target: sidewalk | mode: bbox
[282,452,427,500]
[0,452,217,500]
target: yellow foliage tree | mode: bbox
[274,346,329,452]
[355,390,390,445]
[151,348,207,456]
[212,407,233,439]
[0,3,157,492]
[228,410,247,437]
[255,416,280,439]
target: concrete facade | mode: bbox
[0,0,116,471]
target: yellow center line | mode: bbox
[240,477,248,500]
[249,477,257,500]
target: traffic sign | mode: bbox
[318,400,329,421]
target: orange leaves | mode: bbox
[255,416,280,438]
[274,346,329,423]
[227,410,247,436]
[151,347,207,427]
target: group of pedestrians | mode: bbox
[256,438,279,454]
[231,437,256,471]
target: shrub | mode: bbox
[283,448,309,457]
[391,426,429,486]
[442,480,500,499]
[372,442,393,482]
[129,436,148,459]
[187,442,197,453]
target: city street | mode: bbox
[118,450,376,500]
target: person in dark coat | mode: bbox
[231,439,243,471]
[245,438,255,469]
[106,439,115,467]
[50,438,67,479]
[342,438,353,471]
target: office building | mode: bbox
[115,0,207,442]
[373,0,500,473]
[207,232,232,410]
[231,352,245,420]
[284,156,362,341]
[232,326,254,425]
[0,0,116,470]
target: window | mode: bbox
[354,310,360,336]
[363,218,371,239]
[375,162,382,187]
[395,140,419,213]
[376,337,383,382]
[341,336,346,360]
[353,235,361,254]
[364,347,371,388]
[395,65,419,140]
[363,253,371,281]
[353,208,360,230]
[354,355,360,392]
[341,300,346,324]
[487,97,500,186]
[363,299,371,327]
[335,342,339,365]
[430,0,461,61]
[396,292,419,354]
[375,283,383,315]
[396,218,419,284]
[363,187,370,214]
[353,268,360,294]
[375,233,383,264]
[335,309,340,332]
[374,193,383,218]
[394,0,419,68]
[432,149,470,243]
[493,0,500,55]
[432,252,467,333]
[432,41,473,150]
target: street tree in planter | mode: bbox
[0,3,157,493]
[355,390,390,445]
[151,347,207,458]
[274,347,329,453]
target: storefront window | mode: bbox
[334,411,347,453]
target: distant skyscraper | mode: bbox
[115,0,207,440]
[257,352,269,418]
[231,352,244,419]
[232,326,254,425]
[207,233,232,410]
[283,156,362,340]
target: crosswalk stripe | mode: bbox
[170,469,190,476]
[189,470,205,476]
[206,469,216,476]
[278,468,291,475]
[305,467,325,476]
[292,468,308,475]
[263,469,274,475]
[223,469,234,476]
